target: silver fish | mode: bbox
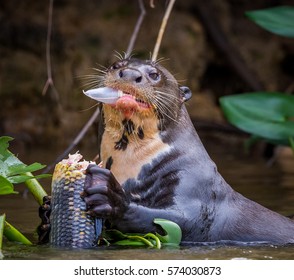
[83,87,123,104]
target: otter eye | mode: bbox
[109,60,128,71]
[149,72,159,81]
[110,62,121,70]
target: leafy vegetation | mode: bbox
[246,6,294,38]
[220,92,294,151]
[221,6,294,153]
[104,218,182,248]
[0,136,49,196]
[0,136,49,255]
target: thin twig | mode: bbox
[42,0,59,100]
[126,0,146,57]
[150,0,155,9]
[151,0,176,61]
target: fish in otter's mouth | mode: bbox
[83,87,147,106]
[83,86,153,121]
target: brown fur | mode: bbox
[101,105,170,184]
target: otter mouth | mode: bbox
[113,90,151,119]
[117,91,151,109]
[83,86,152,119]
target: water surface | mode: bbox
[1,140,294,259]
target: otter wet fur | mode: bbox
[80,57,294,244]
[42,57,294,245]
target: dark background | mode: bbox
[0,0,293,160]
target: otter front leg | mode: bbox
[84,165,185,234]
[84,165,129,219]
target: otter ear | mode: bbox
[180,86,192,102]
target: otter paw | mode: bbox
[83,164,128,219]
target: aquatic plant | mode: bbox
[220,92,294,152]
[104,219,182,248]
[0,136,50,253]
[245,6,294,38]
[220,6,294,154]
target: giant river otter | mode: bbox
[81,57,294,244]
[39,57,294,245]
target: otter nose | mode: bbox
[118,69,143,84]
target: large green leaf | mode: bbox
[246,6,294,38]
[219,92,294,145]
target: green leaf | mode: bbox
[246,6,294,38]
[114,239,147,246]
[119,235,155,247]
[220,92,294,145]
[7,172,50,185]
[4,221,32,245]
[1,215,32,249]
[6,163,27,176]
[0,176,17,195]
[0,137,22,172]
[33,174,52,180]
[105,230,156,247]
[0,137,18,162]
[0,136,47,180]
[7,163,46,177]
[8,175,34,184]
[154,218,182,245]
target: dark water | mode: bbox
[1,140,294,259]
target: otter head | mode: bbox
[83,58,192,178]
[101,58,191,128]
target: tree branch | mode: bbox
[126,0,146,57]
[42,0,59,100]
[151,0,176,61]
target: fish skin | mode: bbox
[50,155,101,248]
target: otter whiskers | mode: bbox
[148,89,181,124]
